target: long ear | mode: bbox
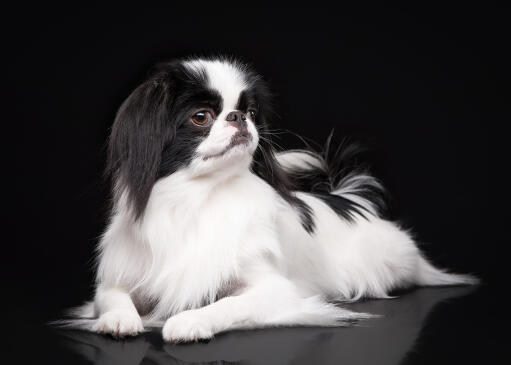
[106,78,173,219]
[249,79,293,197]
[250,80,315,233]
[252,135,315,233]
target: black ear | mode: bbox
[249,79,291,196]
[249,80,316,233]
[252,135,315,233]
[106,78,174,219]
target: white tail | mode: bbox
[416,256,480,286]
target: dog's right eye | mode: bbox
[191,111,213,126]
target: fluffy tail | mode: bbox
[275,134,479,288]
[416,256,480,286]
[276,136,386,220]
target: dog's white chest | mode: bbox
[140,173,279,317]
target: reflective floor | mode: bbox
[9,286,503,364]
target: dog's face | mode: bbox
[108,58,277,217]
[175,59,262,172]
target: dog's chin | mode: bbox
[202,134,255,162]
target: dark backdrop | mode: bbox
[3,3,506,362]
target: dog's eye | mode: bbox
[191,111,213,126]
[247,110,257,121]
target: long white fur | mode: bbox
[64,59,478,342]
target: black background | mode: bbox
[3,3,507,364]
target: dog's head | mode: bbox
[108,57,291,218]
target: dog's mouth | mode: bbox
[203,132,252,160]
[230,131,251,146]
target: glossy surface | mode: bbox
[10,285,503,364]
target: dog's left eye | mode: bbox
[191,111,214,126]
[247,110,257,121]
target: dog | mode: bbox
[61,57,477,342]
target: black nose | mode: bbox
[226,111,246,124]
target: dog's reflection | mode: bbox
[59,287,476,365]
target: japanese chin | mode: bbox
[61,57,478,342]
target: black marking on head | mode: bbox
[106,60,223,219]
[235,91,255,114]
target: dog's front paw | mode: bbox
[92,310,143,338]
[162,311,214,343]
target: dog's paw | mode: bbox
[162,311,214,343]
[92,310,143,338]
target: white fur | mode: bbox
[185,58,248,112]
[73,60,477,342]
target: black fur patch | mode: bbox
[283,141,386,223]
[107,61,223,218]
[240,69,316,233]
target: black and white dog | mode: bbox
[65,57,477,342]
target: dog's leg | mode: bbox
[92,286,144,337]
[162,272,370,343]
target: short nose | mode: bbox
[225,111,246,124]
